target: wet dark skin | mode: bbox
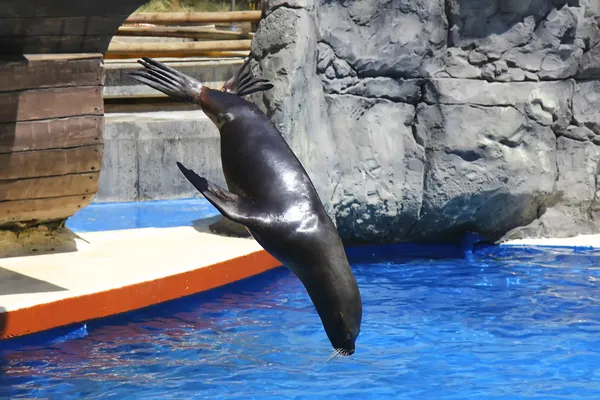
[129,57,362,356]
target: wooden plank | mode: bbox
[0,15,130,36]
[0,116,103,154]
[0,195,93,228]
[0,35,113,54]
[0,55,104,92]
[0,172,99,201]
[10,53,103,61]
[125,11,262,24]
[0,0,145,18]
[116,26,254,40]
[0,145,103,180]
[120,24,217,29]
[106,40,252,58]
[105,50,249,60]
[0,86,103,123]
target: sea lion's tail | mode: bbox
[221,55,274,97]
[128,57,203,104]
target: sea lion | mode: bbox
[129,57,362,356]
[209,57,271,239]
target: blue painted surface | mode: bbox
[65,199,477,259]
[2,245,600,399]
[65,198,220,232]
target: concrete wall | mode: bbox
[95,59,242,203]
[97,111,226,202]
[103,57,243,99]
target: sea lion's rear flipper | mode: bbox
[221,55,274,97]
[128,57,202,104]
[176,162,266,227]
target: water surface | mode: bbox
[2,245,600,399]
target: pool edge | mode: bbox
[1,218,598,342]
[0,249,281,341]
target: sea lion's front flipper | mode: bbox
[176,162,267,227]
[128,57,203,104]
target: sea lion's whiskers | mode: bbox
[325,348,343,364]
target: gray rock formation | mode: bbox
[250,0,600,243]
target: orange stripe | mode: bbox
[1,250,281,340]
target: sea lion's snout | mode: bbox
[339,333,356,356]
[337,332,357,356]
[329,335,355,357]
[302,261,362,357]
[324,307,361,357]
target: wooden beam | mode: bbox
[121,24,217,29]
[106,40,251,58]
[0,86,103,123]
[0,194,94,228]
[0,54,104,92]
[0,145,103,180]
[115,26,254,40]
[107,40,251,57]
[0,172,99,202]
[0,116,103,154]
[125,11,262,24]
[105,50,249,60]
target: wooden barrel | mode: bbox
[0,0,147,229]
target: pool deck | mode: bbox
[501,234,600,248]
[0,200,281,341]
[0,198,599,342]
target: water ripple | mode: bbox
[1,246,600,399]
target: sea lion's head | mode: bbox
[325,309,361,356]
[196,88,241,129]
[320,287,362,356]
[292,247,363,357]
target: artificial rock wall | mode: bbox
[250,0,600,243]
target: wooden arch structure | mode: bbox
[0,0,149,229]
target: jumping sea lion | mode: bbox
[129,57,362,356]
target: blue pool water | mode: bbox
[2,244,600,399]
[65,198,220,232]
